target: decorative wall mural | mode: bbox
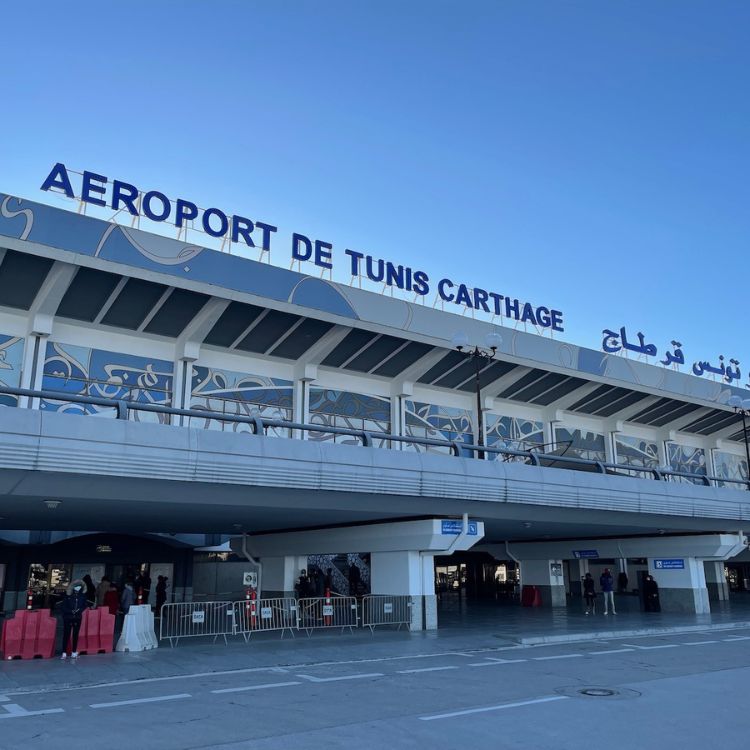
[41,341,173,422]
[485,414,544,461]
[554,427,607,462]
[614,434,660,476]
[666,442,707,484]
[190,366,293,437]
[712,450,747,486]
[404,400,473,455]
[0,334,24,407]
[308,388,391,447]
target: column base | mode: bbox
[658,587,710,614]
[535,584,567,608]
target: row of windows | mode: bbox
[1,336,747,482]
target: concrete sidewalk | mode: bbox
[2,596,750,696]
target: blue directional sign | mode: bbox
[441,520,478,536]
[653,559,685,570]
[572,550,599,559]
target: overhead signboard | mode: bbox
[441,520,479,536]
[653,559,685,570]
[572,550,599,559]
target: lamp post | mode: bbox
[728,396,750,484]
[451,331,502,459]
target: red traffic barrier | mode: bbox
[249,588,258,630]
[520,585,542,607]
[136,588,143,605]
[26,589,33,610]
[74,608,116,655]
[0,609,56,660]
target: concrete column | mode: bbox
[370,550,437,631]
[648,557,710,614]
[519,559,566,607]
[570,559,589,598]
[262,556,306,598]
[704,561,729,602]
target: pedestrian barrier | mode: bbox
[158,601,235,647]
[234,597,299,640]
[361,595,413,632]
[520,585,542,607]
[0,609,57,660]
[116,604,159,652]
[75,607,116,655]
[297,596,358,635]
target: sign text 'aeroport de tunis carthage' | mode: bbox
[39,163,565,333]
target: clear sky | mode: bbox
[1,1,748,369]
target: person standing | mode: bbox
[103,582,120,616]
[120,580,135,614]
[644,575,661,612]
[96,576,110,607]
[141,571,152,606]
[155,575,168,613]
[583,572,596,615]
[82,574,97,608]
[60,579,89,659]
[600,568,616,615]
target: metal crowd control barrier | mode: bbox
[233,597,299,640]
[361,595,413,632]
[297,596,359,636]
[159,601,234,647]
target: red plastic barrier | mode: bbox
[0,610,57,660]
[73,608,116,655]
[520,585,542,607]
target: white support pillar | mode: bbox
[704,561,729,602]
[518,559,566,607]
[648,557,710,614]
[370,550,437,631]
[259,556,306,599]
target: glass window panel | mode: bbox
[712,450,748,488]
[0,334,25,407]
[554,427,606,462]
[666,442,707,485]
[41,341,173,422]
[404,400,473,455]
[614,434,659,477]
[486,415,544,462]
[308,388,391,447]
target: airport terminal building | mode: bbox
[1,173,749,629]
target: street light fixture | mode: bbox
[451,331,502,459]
[727,395,750,482]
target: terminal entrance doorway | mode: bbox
[434,552,519,602]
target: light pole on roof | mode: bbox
[727,395,750,484]
[451,331,502,460]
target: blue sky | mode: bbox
[1,1,748,368]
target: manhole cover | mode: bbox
[556,686,641,700]
[580,688,617,697]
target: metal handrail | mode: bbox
[0,385,747,490]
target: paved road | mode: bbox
[2,629,749,749]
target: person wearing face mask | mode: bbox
[60,579,89,659]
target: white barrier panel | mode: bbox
[116,605,158,652]
[159,601,234,647]
[233,597,299,640]
[297,596,358,635]
[361,595,413,632]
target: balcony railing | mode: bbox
[1,385,747,492]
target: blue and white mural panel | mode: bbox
[485,414,544,461]
[308,388,391,448]
[404,400,473,455]
[0,334,24,407]
[614,434,660,477]
[712,450,748,487]
[554,427,607,463]
[666,442,707,484]
[41,342,173,422]
[190,366,293,437]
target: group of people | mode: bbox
[59,572,169,659]
[582,568,660,615]
[294,564,364,598]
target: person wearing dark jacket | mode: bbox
[583,573,596,615]
[600,568,616,615]
[155,575,168,613]
[644,575,661,612]
[82,574,97,608]
[60,579,89,659]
